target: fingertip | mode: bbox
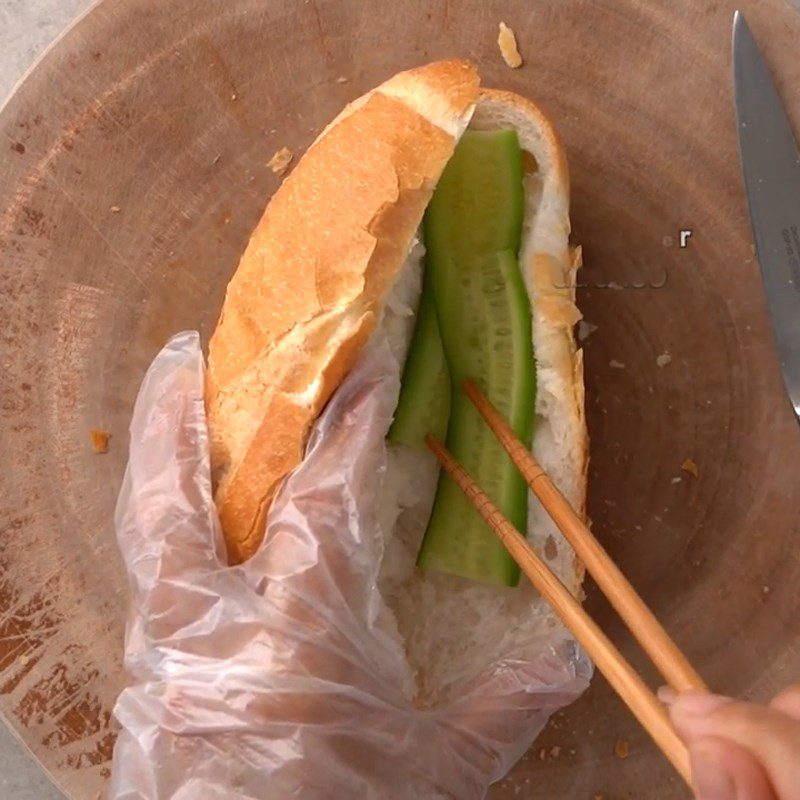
[116,332,223,585]
[657,685,677,705]
[669,693,734,739]
[128,332,207,458]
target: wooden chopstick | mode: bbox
[462,379,708,696]
[425,434,692,787]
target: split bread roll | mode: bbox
[206,60,480,564]
[206,61,588,699]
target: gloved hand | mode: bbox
[109,331,590,800]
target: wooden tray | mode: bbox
[2,1,800,797]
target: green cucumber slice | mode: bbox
[425,129,524,257]
[388,270,451,448]
[417,130,534,587]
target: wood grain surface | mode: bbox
[1,1,800,797]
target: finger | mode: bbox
[241,339,415,700]
[689,736,777,800]
[770,684,800,723]
[116,331,224,610]
[247,341,396,602]
[671,692,800,799]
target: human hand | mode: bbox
[108,331,589,799]
[667,689,800,800]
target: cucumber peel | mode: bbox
[388,270,450,448]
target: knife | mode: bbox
[733,10,800,422]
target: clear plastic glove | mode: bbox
[667,689,800,800]
[109,331,591,800]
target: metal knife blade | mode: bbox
[733,10,800,421]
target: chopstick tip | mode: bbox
[425,434,450,467]
[462,377,479,398]
[424,433,441,451]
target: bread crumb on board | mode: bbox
[614,739,630,759]
[656,351,672,367]
[90,429,110,454]
[267,147,293,176]
[681,458,699,478]
[609,359,626,369]
[498,22,523,68]
[335,76,348,83]
[110,205,121,213]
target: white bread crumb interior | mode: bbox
[372,90,588,705]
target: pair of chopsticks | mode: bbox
[426,379,707,787]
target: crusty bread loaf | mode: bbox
[206,61,480,564]
[207,62,588,712]
[206,66,587,633]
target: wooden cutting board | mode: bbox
[1,0,800,797]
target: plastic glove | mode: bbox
[109,330,591,800]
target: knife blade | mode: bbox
[733,10,800,421]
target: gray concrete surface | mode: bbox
[0,2,91,798]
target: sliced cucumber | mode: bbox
[388,270,450,448]
[426,129,525,256]
[416,130,534,587]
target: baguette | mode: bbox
[206,60,480,564]
[206,61,588,702]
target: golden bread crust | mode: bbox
[207,61,480,563]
